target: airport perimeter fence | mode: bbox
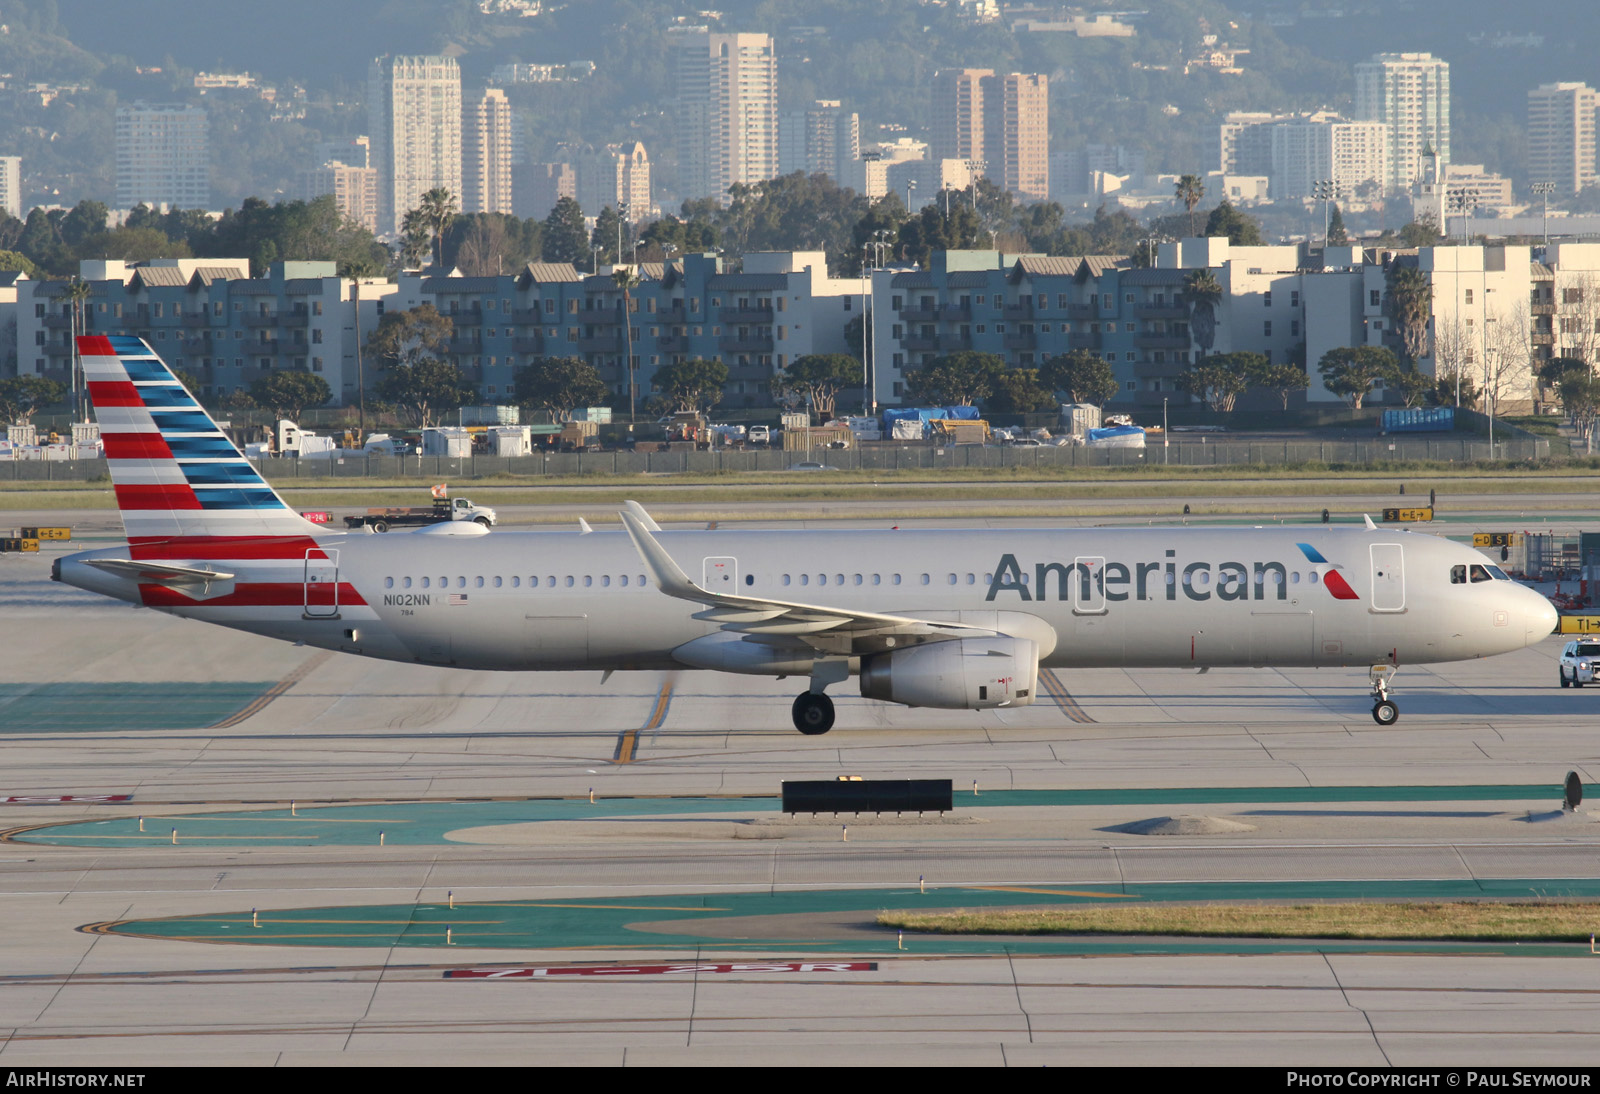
[0,433,1550,482]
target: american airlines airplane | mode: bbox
[55,336,1557,733]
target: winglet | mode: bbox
[619,509,698,597]
[1363,513,1377,530]
[624,500,662,532]
[578,517,593,534]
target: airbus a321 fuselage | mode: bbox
[56,336,1558,733]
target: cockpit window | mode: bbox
[1486,564,1509,580]
[1469,564,1492,583]
[1450,565,1467,584]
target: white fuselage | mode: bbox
[58,523,1557,674]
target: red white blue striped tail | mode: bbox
[80,335,326,547]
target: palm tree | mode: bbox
[1384,265,1432,367]
[1182,268,1224,358]
[343,258,385,441]
[417,187,458,267]
[612,266,643,420]
[64,278,93,420]
[1175,174,1206,237]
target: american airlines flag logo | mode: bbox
[1295,543,1360,600]
[449,593,469,605]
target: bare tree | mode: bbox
[455,217,510,278]
[1430,317,1479,409]
[1484,301,1534,415]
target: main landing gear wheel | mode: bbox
[1368,663,1399,725]
[792,692,835,735]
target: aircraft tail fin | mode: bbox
[79,335,327,548]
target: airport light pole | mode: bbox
[1447,187,1474,245]
[1531,182,1555,247]
[1312,179,1335,249]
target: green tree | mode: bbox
[1255,363,1311,411]
[1384,265,1432,366]
[984,367,1057,414]
[1317,345,1399,410]
[592,206,624,267]
[1398,214,1443,248]
[1557,369,1600,454]
[777,353,862,423]
[1175,174,1206,236]
[896,204,991,268]
[0,376,65,422]
[651,357,728,414]
[247,370,332,422]
[1183,268,1224,356]
[1327,203,1349,246]
[377,358,475,428]
[1203,199,1263,245]
[514,356,608,423]
[415,187,459,267]
[0,250,37,276]
[542,197,589,267]
[1039,349,1118,407]
[1388,364,1432,408]
[904,351,1005,406]
[1177,351,1262,414]
[79,226,189,262]
[365,304,453,372]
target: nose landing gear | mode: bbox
[1370,664,1399,725]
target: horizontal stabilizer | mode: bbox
[83,558,236,587]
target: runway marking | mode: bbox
[1037,669,1095,723]
[970,886,1140,900]
[613,679,673,764]
[208,650,332,729]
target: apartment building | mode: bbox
[114,103,209,210]
[15,260,396,408]
[462,87,516,216]
[930,68,1049,201]
[0,156,19,219]
[1354,52,1451,194]
[296,161,380,233]
[368,55,463,236]
[671,29,778,204]
[1528,82,1598,196]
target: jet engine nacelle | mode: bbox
[858,636,1038,709]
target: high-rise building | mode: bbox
[0,156,19,219]
[315,136,371,170]
[1219,112,1280,176]
[1354,52,1450,194]
[515,162,576,220]
[671,28,778,204]
[931,68,1049,201]
[115,103,209,210]
[368,55,462,235]
[463,87,515,215]
[1528,82,1598,196]
[576,142,651,220]
[296,161,380,233]
[1267,114,1389,199]
[779,101,860,186]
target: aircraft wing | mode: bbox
[619,507,991,656]
[82,558,236,589]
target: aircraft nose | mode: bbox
[1525,586,1559,641]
